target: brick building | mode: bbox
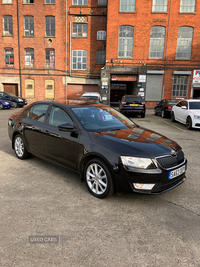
[1,0,200,107]
[101,0,200,107]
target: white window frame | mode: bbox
[3,0,12,3]
[120,0,135,12]
[97,30,106,40]
[25,49,34,68]
[172,75,188,98]
[176,27,193,59]
[73,0,88,5]
[24,16,34,36]
[149,26,166,58]
[72,50,87,70]
[96,50,105,64]
[73,23,87,37]
[180,0,196,12]
[118,26,134,58]
[152,0,168,12]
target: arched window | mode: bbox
[176,27,193,59]
[149,26,166,58]
[118,26,134,57]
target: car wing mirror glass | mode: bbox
[58,123,76,132]
[181,106,187,109]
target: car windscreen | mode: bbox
[189,102,200,110]
[5,92,16,97]
[82,96,98,99]
[125,97,143,103]
[70,106,136,132]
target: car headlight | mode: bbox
[18,99,23,102]
[194,115,200,120]
[121,156,155,169]
[5,102,9,104]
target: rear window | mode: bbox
[167,100,179,105]
[125,97,143,102]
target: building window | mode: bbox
[97,30,106,40]
[25,79,35,98]
[45,49,55,68]
[72,50,87,70]
[5,48,14,67]
[24,16,34,36]
[152,0,168,12]
[172,75,188,98]
[24,0,34,3]
[45,0,55,3]
[73,23,87,37]
[149,26,166,58]
[96,50,105,64]
[73,0,88,5]
[45,80,55,99]
[3,0,12,3]
[98,0,107,5]
[120,0,135,12]
[176,27,193,59]
[3,16,13,36]
[25,49,34,68]
[118,26,134,57]
[45,16,55,37]
[180,0,195,12]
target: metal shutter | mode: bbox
[146,75,163,101]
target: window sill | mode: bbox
[151,11,168,14]
[23,35,34,38]
[119,11,136,14]
[175,58,191,61]
[71,5,88,7]
[45,67,55,69]
[24,67,35,69]
[178,12,196,15]
[72,69,87,71]
[44,3,56,5]
[23,3,34,5]
[1,3,13,5]
[44,36,55,38]
[72,36,88,38]
[117,57,133,59]
[4,66,15,68]
[97,39,106,41]
[148,58,164,60]
[2,35,13,37]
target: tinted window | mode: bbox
[26,104,49,122]
[189,101,200,110]
[49,106,73,127]
[71,106,135,132]
[125,97,143,102]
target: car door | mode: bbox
[174,101,182,121]
[0,92,9,101]
[179,100,188,123]
[43,105,80,171]
[23,103,50,156]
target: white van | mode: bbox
[81,92,102,102]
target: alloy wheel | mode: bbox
[14,136,24,158]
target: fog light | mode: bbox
[133,183,155,190]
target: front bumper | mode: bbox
[114,159,187,194]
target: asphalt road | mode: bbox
[0,108,200,267]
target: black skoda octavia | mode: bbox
[8,101,187,198]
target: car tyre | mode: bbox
[186,116,192,130]
[171,111,176,122]
[13,102,18,108]
[0,103,3,110]
[84,158,114,199]
[14,134,31,159]
[141,113,145,118]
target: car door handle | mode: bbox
[44,130,50,134]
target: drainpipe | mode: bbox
[17,0,22,97]
[69,21,71,76]
[65,0,68,102]
[162,0,171,100]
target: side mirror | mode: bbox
[156,104,159,107]
[58,123,77,132]
[181,106,187,109]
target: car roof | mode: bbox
[25,100,103,107]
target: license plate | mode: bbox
[168,165,185,180]
[130,104,138,106]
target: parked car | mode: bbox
[0,91,27,108]
[171,99,200,130]
[0,99,14,110]
[8,101,187,198]
[76,96,99,103]
[154,99,180,118]
[81,92,102,102]
[119,95,146,118]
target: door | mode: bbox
[44,105,79,170]
[3,84,18,96]
[23,103,50,156]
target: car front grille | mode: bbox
[156,150,185,169]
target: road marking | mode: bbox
[149,115,187,132]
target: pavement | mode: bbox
[0,108,200,267]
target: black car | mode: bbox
[154,99,180,118]
[0,91,27,108]
[8,101,187,198]
[119,95,146,118]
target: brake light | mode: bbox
[122,102,126,105]
[142,102,145,105]
[168,105,172,110]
